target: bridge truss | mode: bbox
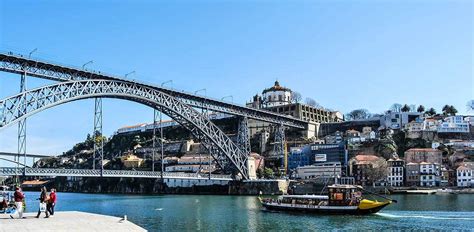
[0,80,250,179]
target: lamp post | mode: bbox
[125,71,136,78]
[28,48,37,58]
[82,60,93,69]
[221,95,233,103]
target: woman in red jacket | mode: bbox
[48,188,57,216]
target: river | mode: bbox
[18,192,474,231]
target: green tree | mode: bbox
[448,105,458,116]
[401,104,410,112]
[425,108,436,116]
[345,109,371,120]
[263,167,274,179]
[417,105,425,113]
[442,105,450,116]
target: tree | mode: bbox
[448,105,458,116]
[467,100,474,112]
[390,103,402,112]
[345,109,371,120]
[442,105,450,116]
[291,91,302,104]
[263,167,274,179]
[425,108,436,116]
[363,157,388,185]
[401,104,410,112]
[305,97,318,107]
[375,130,399,160]
[417,105,425,113]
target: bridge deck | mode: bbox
[0,167,232,180]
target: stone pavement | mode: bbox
[0,211,146,232]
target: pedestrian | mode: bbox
[10,186,25,219]
[48,188,57,216]
[36,186,49,218]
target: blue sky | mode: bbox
[0,0,472,162]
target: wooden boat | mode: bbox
[259,184,394,215]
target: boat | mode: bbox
[259,184,395,215]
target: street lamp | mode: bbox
[125,71,136,78]
[82,60,93,69]
[28,48,37,58]
[161,80,173,87]
[221,95,233,103]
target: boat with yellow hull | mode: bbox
[259,185,394,215]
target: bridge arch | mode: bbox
[0,80,248,179]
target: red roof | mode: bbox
[354,154,380,162]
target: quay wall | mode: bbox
[50,177,289,195]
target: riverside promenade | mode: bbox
[0,211,146,232]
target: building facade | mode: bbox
[404,148,443,164]
[457,162,473,187]
[419,162,440,187]
[295,162,342,180]
[405,163,420,186]
[438,116,470,133]
[387,159,404,187]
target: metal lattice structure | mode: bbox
[0,52,307,129]
[237,117,251,157]
[0,167,232,180]
[0,80,250,179]
[92,98,103,172]
[273,124,286,159]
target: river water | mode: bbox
[17,192,474,231]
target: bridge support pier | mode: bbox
[17,69,27,181]
[93,98,104,176]
[273,124,287,173]
[237,117,250,157]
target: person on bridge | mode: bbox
[48,188,57,216]
[10,186,25,219]
[35,187,49,218]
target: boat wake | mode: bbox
[376,212,474,221]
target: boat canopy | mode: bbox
[281,195,329,200]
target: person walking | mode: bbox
[48,188,57,216]
[36,187,49,218]
[10,186,25,219]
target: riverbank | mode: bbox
[0,211,146,232]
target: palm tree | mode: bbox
[401,104,410,112]
[417,105,425,113]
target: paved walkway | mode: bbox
[0,211,146,232]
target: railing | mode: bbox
[0,167,232,180]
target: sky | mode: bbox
[0,0,472,162]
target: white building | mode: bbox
[423,118,441,131]
[419,162,440,187]
[387,159,404,187]
[295,162,342,180]
[457,163,473,187]
[380,111,421,130]
[261,81,292,107]
[438,116,470,133]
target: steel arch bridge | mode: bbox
[0,79,250,179]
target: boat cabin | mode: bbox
[277,195,329,206]
[328,185,362,206]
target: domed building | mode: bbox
[261,81,292,108]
